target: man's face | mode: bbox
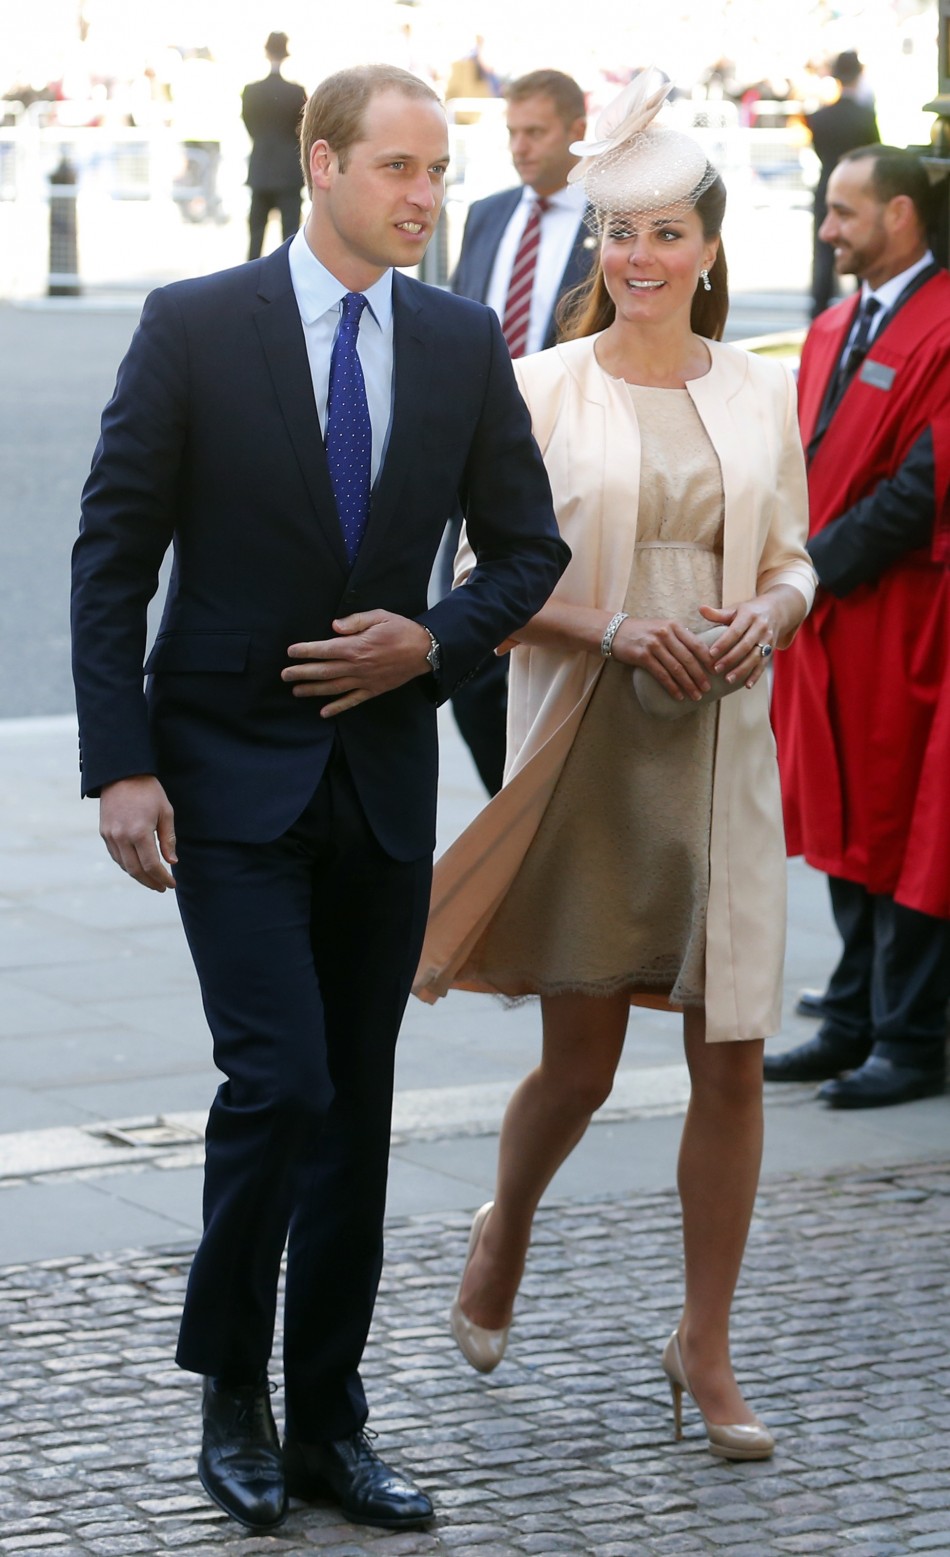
[308,89,449,288]
[506,93,585,197]
[819,160,893,287]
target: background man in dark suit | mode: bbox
[241,31,307,260]
[452,69,592,351]
[446,68,595,793]
[806,50,880,318]
[71,64,568,1536]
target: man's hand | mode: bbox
[282,611,432,717]
[99,775,177,892]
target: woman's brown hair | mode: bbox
[558,171,729,343]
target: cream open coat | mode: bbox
[415,335,815,1040]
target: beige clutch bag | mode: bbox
[632,625,736,721]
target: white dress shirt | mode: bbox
[845,249,935,355]
[287,227,395,485]
[485,183,590,356]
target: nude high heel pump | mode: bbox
[661,1330,774,1461]
[450,1202,510,1374]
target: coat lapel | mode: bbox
[252,243,350,577]
[687,345,760,609]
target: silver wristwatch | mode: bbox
[422,627,441,675]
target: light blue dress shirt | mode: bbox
[287,227,395,487]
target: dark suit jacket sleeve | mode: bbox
[71,288,187,793]
[808,427,937,596]
[416,306,569,693]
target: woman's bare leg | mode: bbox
[676,1007,765,1424]
[459,989,630,1330]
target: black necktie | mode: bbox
[832,295,881,404]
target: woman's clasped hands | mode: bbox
[611,588,798,702]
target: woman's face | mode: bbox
[600,206,719,326]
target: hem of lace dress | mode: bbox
[474,969,705,1009]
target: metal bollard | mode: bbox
[48,153,80,297]
[419,212,450,288]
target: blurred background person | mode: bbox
[451,69,592,355]
[444,68,595,795]
[806,50,879,318]
[445,34,502,123]
[241,31,307,261]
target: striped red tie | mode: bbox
[501,198,549,357]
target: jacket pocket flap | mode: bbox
[144,631,251,674]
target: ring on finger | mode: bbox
[756,642,773,659]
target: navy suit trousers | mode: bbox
[172,742,432,1439]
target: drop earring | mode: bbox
[700,268,712,292]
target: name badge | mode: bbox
[860,359,896,391]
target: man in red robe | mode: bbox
[770,145,950,1108]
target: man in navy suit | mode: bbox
[445,69,594,793]
[241,31,307,260]
[71,64,568,1536]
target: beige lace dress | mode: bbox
[465,382,725,1006]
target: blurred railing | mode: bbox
[0,98,815,300]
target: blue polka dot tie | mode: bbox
[325,292,371,565]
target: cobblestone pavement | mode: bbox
[2,1160,949,1557]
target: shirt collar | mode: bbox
[288,227,394,330]
[520,182,588,215]
[861,250,934,314]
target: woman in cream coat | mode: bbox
[415,74,815,1460]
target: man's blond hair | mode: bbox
[300,64,441,193]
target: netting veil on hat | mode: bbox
[568,67,719,223]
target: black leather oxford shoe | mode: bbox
[284,1429,433,1530]
[197,1377,286,1531]
[818,1054,945,1109]
[763,1030,870,1083]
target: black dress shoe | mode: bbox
[284,1429,433,1530]
[818,1054,945,1109]
[763,1030,870,1083]
[794,988,827,1019]
[197,1377,286,1531]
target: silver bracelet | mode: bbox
[600,611,629,658]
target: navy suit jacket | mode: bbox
[71,241,568,859]
[450,186,596,348]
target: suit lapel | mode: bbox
[477,190,522,302]
[544,206,597,348]
[253,243,350,576]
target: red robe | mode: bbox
[772,272,950,920]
